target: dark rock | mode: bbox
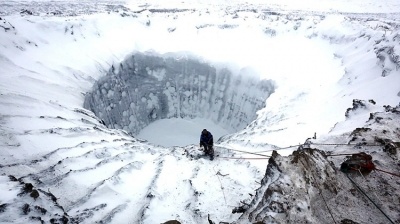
[0,204,8,213]
[20,9,33,15]
[375,137,399,156]
[146,193,154,198]
[45,190,58,202]
[207,214,215,224]
[20,183,34,195]
[30,216,44,224]
[232,206,248,213]
[22,203,30,215]
[30,189,40,200]
[368,113,374,120]
[268,201,285,213]
[162,220,181,224]
[345,99,368,117]
[35,206,47,215]
[8,175,18,181]
[384,104,400,114]
[60,215,69,224]
[341,219,360,224]
[350,127,371,137]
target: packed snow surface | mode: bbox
[0,0,400,223]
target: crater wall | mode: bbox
[84,52,275,135]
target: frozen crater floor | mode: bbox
[136,117,229,147]
[1,0,400,223]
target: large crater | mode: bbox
[84,52,275,143]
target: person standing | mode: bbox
[200,129,214,160]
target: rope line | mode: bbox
[216,141,382,157]
[318,187,337,224]
[357,169,384,206]
[375,168,400,178]
[215,145,272,158]
[213,166,227,205]
[218,157,270,160]
[312,143,381,146]
[300,160,337,224]
[327,153,359,157]
[254,144,303,153]
[253,142,381,154]
[345,173,395,224]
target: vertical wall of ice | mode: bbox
[84,52,275,135]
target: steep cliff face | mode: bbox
[84,52,275,135]
[236,103,400,224]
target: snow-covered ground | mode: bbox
[0,0,399,223]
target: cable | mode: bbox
[218,157,270,160]
[300,160,337,224]
[318,188,337,224]
[218,141,381,157]
[345,173,395,224]
[248,142,381,154]
[253,144,303,153]
[213,166,227,205]
[375,168,400,178]
[357,169,383,206]
[214,145,271,158]
[312,143,381,147]
[327,153,359,157]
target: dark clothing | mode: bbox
[200,130,214,160]
[200,131,213,145]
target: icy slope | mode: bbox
[237,103,400,223]
[219,14,400,149]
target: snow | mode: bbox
[0,176,20,204]
[0,0,400,223]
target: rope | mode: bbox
[218,157,270,160]
[327,153,359,157]
[213,166,227,205]
[345,173,395,224]
[375,168,400,178]
[312,143,381,146]
[218,141,381,156]
[313,143,354,146]
[254,144,303,153]
[357,169,383,206]
[318,188,337,224]
[299,160,337,224]
[252,142,381,154]
[214,145,271,158]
